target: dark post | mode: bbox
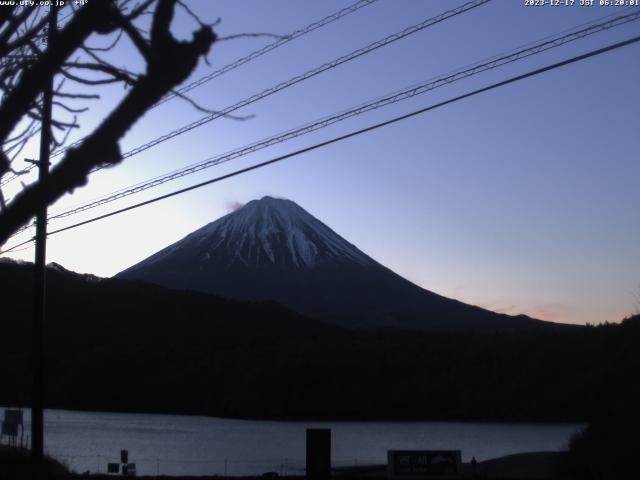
[306,428,331,480]
[31,6,56,474]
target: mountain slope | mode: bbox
[117,196,546,332]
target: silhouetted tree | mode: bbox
[559,409,640,480]
[0,0,216,246]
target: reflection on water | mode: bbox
[3,407,582,476]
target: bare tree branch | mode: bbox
[0,1,117,155]
[0,0,216,245]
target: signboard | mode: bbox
[388,450,461,479]
[1,421,18,436]
[3,409,23,425]
[123,463,137,477]
[120,449,129,464]
[107,463,120,474]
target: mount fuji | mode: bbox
[116,196,545,331]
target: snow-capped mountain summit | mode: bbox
[164,196,374,270]
[117,196,544,331]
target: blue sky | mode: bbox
[3,0,640,324]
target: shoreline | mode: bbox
[1,447,565,479]
[0,404,589,425]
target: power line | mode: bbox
[1,0,380,186]
[4,7,638,244]
[46,0,379,160]
[156,0,379,106]
[48,0,492,174]
[3,0,491,188]
[1,236,35,254]
[46,6,640,212]
[44,10,640,222]
[112,0,492,161]
[1,32,633,253]
[0,241,33,253]
[0,0,491,244]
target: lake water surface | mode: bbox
[3,408,583,476]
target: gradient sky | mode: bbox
[3,0,639,325]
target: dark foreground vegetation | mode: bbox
[0,446,574,479]
[559,409,640,480]
[1,260,638,422]
[0,446,68,479]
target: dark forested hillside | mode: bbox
[1,260,638,421]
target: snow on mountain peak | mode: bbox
[136,197,374,271]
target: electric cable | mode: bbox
[48,0,493,167]
[0,0,379,185]
[2,32,635,255]
[45,9,640,222]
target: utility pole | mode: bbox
[31,6,56,475]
